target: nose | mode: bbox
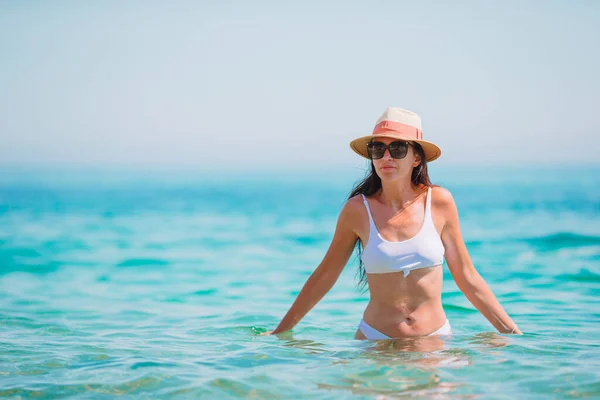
[382,148,393,160]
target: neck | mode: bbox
[378,178,424,209]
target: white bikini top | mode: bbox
[360,187,445,276]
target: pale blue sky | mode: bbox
[1,1,599,170]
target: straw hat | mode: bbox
[349,107,442,162]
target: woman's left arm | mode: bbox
[435,187,522,334]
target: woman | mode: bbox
[263,107,521,340]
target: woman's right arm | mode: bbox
[264,198,362,335]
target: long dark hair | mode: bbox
[347,142,433,292]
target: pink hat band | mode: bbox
[373,120,423,140]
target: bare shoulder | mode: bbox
[345,193,366,208]
[341,194,367,219]
[431,185,455,206]
[334,194,367,230]
[431,186,459,216]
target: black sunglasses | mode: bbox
[366,141,411,160]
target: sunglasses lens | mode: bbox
[367,141,409,160]
[367,142,386,159]
[389,142,409,159]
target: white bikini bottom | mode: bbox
[358,319,452,340]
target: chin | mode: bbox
[377,170,398,179]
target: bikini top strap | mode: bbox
[360,194,377,232]
[425,186,433,221]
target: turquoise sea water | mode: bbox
[1,165,599,399]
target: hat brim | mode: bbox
[349,134,442,162]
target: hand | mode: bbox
[507,325,522,335]
[259,330,274,336]
[511,326,523,335]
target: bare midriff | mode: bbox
[361,265,446,337]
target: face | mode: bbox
[368,137,421,180]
